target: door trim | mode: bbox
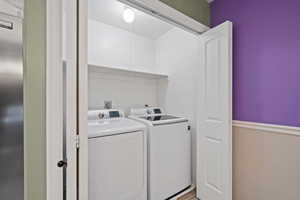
[63,0,78,199]
[46,0,63,199]
[77,0,89,199]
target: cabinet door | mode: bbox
[197,21,232,200]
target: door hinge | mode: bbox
[75,135,80,149]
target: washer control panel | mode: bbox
[130,107,165,116]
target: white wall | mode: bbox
[88,19,157,73]
[88,66,159,114]
[156,28,199,183]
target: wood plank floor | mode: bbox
[177,189,197,200]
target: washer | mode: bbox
[88,109,147,200]
[129,107,191,200]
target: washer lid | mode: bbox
[139,115,180,121]
[133,115,188,126]
[88,118,145,138]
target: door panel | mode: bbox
[205,38,221,120]
[197,21,232,200]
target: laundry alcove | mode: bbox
[62,0,233,199]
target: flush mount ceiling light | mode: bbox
[123,8,135,23]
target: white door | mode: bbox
[196,21,232,200]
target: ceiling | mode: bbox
[88,0,174,39]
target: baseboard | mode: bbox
[233,120,300,136]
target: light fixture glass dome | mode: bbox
[123,8,135,23]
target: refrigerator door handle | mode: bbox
[0,19,13,30]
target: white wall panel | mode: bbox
[156,27,199,183]
[88,67,159,114]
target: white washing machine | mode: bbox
[129,107,191,200]
[88,109,147,200]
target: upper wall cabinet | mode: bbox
[118,0,209,33]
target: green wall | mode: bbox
[159,0,210,26]
[24,0,47,200]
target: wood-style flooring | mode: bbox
[177,189,197,200]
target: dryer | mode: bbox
[129,107,191,200]
[88,109,147,200]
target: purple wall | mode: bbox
[211,0,300,127]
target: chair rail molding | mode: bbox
[233,120,300,137]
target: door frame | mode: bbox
[74,0,209,197]
[45,0,84,199]
[70,2,232,200]
[46,0,88,198]
[77,0,89,199]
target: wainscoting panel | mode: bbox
[233,123,300,200]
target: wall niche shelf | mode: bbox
[88,64,168,80]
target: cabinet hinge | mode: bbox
[75,135,80,149]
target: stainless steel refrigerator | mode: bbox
[0,13,23,200]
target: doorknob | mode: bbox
[57,160,68,168]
